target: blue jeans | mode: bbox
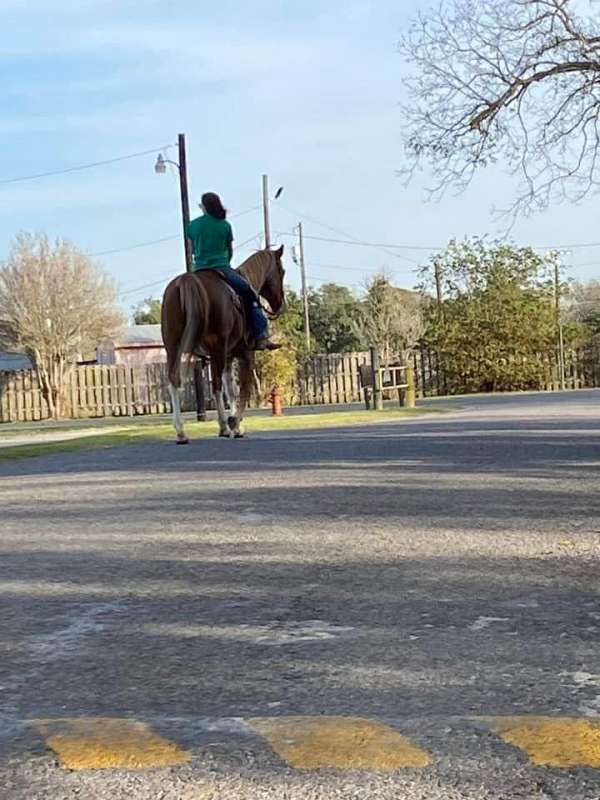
[216,267,268,340]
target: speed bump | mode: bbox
[248,715,431,770]
[487,716,600,768]
[32,717,191,770]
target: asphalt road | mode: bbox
[1,391,600,799]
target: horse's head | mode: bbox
[260,245,286,318]
[238,245,286,317]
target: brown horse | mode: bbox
[161,246,285,443]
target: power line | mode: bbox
[118,230,263,300]
[234,232,263,252]
[278,216,600,255]
[0,145,174,186]
[532,242,600,251]
[311,260,401,275]
[277,206,423,265]
[296,232,428,253]
[92,235,179,258]
[91,205,262,259]
[279,204,369,244]
[119,277,171,298]
[235,205,262,217]
[277,204,426,261]
[278,230,427,260]
[306,274,362,289]
[293,230,600,257]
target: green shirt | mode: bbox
[186,214,233,270]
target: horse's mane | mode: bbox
[237,249,273,293]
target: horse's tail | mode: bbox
[179,273,210,361]
[168,274,209,386]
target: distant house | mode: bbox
[96,325,166,368]
[0,351,33,372]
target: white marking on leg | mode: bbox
[168,383,188,443]
[234,358,253,438]
[223,365,239,420]
[214,389,229,436]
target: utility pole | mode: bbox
[433,258,443,316]
[262,174,271,249]
[177,134,193,272]
[156,134,205,418]
[178,135,206,417]
[553,252,566,391]
[297,222,311,347]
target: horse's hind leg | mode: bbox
[211,355,230,438]
[168,382,188,444]
[227,355,252,439]
[166,345,188,445]
[223,361,240,437]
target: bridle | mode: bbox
[260,250,286,321]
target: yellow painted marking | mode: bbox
[248,716,431,770]
[33,718,191,770]
[488,716,600,768]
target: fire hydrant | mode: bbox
[270,385,283,416]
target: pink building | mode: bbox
[96,325,166,368]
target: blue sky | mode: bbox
[2,0,600,315]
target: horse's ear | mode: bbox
[275,244,284,257]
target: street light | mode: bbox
[155,134,206,420]
[154,136,192,272]
[154,153,167,174]
[262,176,285,248]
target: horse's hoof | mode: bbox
[176,437,189,445]
[234,432,245,439]
[218,431,230,438]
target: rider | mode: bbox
[186,192,280,351]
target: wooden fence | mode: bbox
[0,364,203,423]
[411,345,600,397]
[2,345,600,423]
[296,352,370,405]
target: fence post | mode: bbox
[194,359,207,421]
[405,364,416,408]
[370,347,383,410]
[125,368,134,416]
[0,372,7,422]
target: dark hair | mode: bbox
[202,192,227,220]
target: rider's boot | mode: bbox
[254,337,282,351]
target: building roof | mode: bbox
[105,325,163,348]
[0,351,33,371]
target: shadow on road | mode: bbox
[1,407,599,730]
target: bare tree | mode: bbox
[358,274,425,363]
[400,0,600,218]
[564,278,600,331]
[0,233,123,418]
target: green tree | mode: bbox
[255,288,308,404]
[308,283,363,353]
[421,239,559,392]
[133,297,162,325]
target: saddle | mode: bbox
[191,271,251,356]
[194,270,244,313]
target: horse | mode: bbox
[161,245,285,444]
